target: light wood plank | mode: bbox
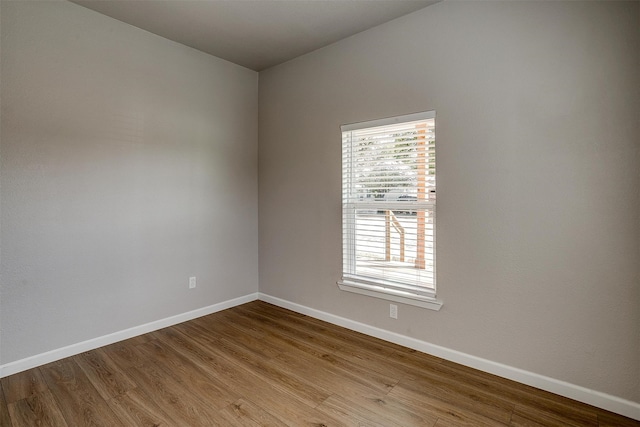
[389,382,511,427]
[173,321,333,408]
[218,398,286,427]
[158,324,347,426]
[435,358,599,427]
[39,360,123,426]
[193,311,282,360]
[234,303,414,382]
[394,373,515,424]
[125,361,225,426]
[1,368,48,404]
[318,392,438,427]
[74,350,136,400]
[0,383,14,427]
[106,388,177,427]
[137,333,240,411]
[7,390,68,427]
[511,403,597,427]
[99,340,146,371]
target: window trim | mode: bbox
[337,280,443,310]
[341,111,435,133]
[339,111,442,310]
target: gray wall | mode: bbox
[1,1,258,363]
[1,0,638,407]
[259,1,639,402]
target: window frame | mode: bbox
[338,111,442,311]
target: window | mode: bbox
[339,111,441,310]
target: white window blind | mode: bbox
[341,111,436,299]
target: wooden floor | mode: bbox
[1,301,638,427]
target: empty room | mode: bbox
[1,0,638,425]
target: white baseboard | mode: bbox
[0,292,259,378]
[258,293,640,421]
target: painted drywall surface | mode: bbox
[258,1,639,402]
[1,1,258,364]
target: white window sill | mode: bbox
[337,280,443,311]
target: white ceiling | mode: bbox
[70,0,438,71]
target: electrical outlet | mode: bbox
[390,304,398,319]
[189,277,196,289]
